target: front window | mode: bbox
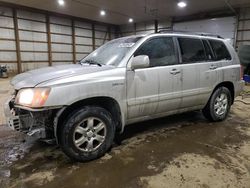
[80,36,142,66]
[134,37,178,67]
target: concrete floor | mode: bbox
[0,77,250,188]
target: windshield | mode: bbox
[80,36,142,66]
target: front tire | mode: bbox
[60,106,115,162]
[202,87,232,122]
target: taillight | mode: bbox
[240,65,244,80]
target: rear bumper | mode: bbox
[234,80,245,98]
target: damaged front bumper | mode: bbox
[4,96,55,140]
[4,96,20,131]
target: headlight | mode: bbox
[15,88,51,108]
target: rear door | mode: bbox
[155,37,182,114]
[177,37,206,109]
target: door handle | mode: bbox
[170,69,181,75]
[209,65,218,70]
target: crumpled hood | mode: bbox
[11,64,113,90]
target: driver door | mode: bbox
[126,37,181,121]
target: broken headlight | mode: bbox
[15,88,51,108]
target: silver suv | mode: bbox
[4,32,244,161]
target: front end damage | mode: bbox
[4,95,58,142]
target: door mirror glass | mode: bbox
[131,55,150,70]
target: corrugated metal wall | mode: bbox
[119,19,172,37]
[0,7,17,71]
[0,5,116,73]
[237,7,250,48]
[1,4,249,74]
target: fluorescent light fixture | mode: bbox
[100,10,106,16]
[58,0,65,6]
[177,1,187,8]
[128,18,133,23]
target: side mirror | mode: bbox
[130,55,150,70]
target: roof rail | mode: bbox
[157,29,224,39]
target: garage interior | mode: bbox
[0,0,250,187]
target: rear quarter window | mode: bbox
[209,40,231,61]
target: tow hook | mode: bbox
[27,128,46,138]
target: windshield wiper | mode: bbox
[80,59,102,67]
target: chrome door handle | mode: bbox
[170,69,181,75]
[209,65,218,70]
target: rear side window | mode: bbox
[209,40,231,61]
[134,37,178,67]
[178,38,206,63]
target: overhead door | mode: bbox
[173,17,236,46]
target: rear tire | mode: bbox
[60,106,115,162]
[202,87,232,122]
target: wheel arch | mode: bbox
[212,81,235,104]
[54,96,123,144]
